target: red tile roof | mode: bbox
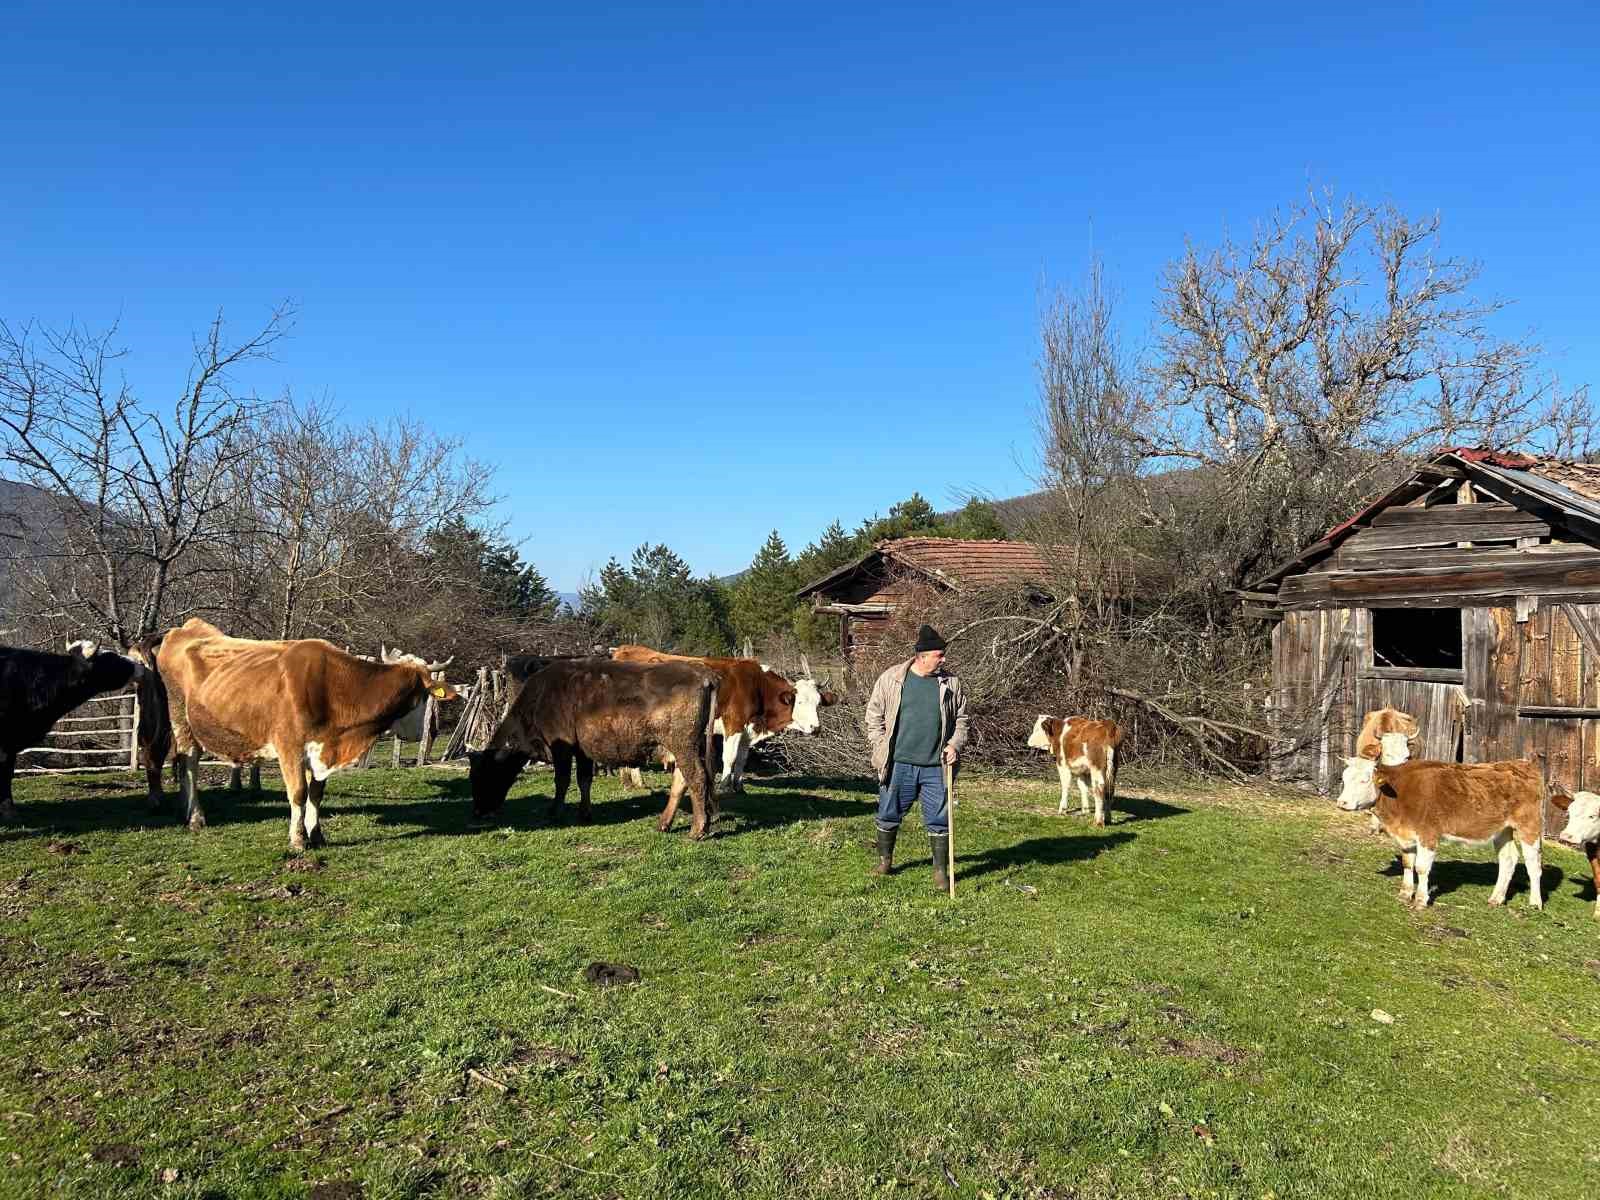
[879,538,1050,588]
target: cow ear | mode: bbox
[1551,792,1575,812]
[1375,773,1399,799]
[781,690,796,708]
[1044,717,1063,738]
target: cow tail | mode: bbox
[700,679,719,797]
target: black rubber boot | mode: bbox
[930,833,950,894]
[872,826,897,876]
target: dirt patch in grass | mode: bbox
[90,1142,141,1167]
[1154,1036,1251,1065]
[309,1184,362,1200]
[46,840,83,856]
[282,856,325,874]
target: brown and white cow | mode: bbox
[1335,757,1547,910]
[611,646,836,792]
[1551,790,1600,921]
[470,656,720,838]
[1026,715,1124,826]
[1355,706,1419,762]
[157,618,459,850]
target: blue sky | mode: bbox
[4,2,1597,590]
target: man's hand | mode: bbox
[941,744,958,766]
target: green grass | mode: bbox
[2,764,1597,1200]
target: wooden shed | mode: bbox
[1245,448,1600,816]
[795,538,1050,658]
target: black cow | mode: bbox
[1,642,146,821]
[126,636,174,814]
[470,657,720,837]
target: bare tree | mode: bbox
[0,306,292,644]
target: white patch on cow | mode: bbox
[1558,791,1600,846]
[252,745,281,762]
[1335,757,1379,810]
[712,717,727,737]
[1026,715,1053,752]
[305,740,347,782]
[787,680,823,735]
[1378,731,1411,766]
[1520,839,1544,909]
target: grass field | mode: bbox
[2,763,1597,1200]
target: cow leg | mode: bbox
[145,760,165,813]
[684,756,710,841]
[180,748,206,831]
[1519,838,1544,910]
[1587,842,1600,921]
[280,750,309,853]
[549,745,572,823]
[304,775,327,848]
[659,769,687,833]
[1077,775,1092,815]
[1412,845,1436,909]
[575,751,594,823]
[1055,762,1072,813]
[0,754,15,822]
[721,731,744,792]
[1397,848,1417,902]
[1090,768,1108,827]
[1487,831,1517,905]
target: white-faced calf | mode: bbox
[1335,757,1546,910]
[1027,715,1123,826]
[1551,790,1600,921]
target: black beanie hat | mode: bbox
[914,624,947,653]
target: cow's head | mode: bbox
[1335,757,1388,811]
[1552,790,1600,847]
[381,646,462,702]
[66,639,146,686]
[468,748,530,818]
[1027,715,1061,752]
[1378,731,1411,766]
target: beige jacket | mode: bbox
[864,660,970,784]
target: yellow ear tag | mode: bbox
[432,686,448,698]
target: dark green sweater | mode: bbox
[894,670,943,766]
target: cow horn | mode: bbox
[426,655,455,672]
[799,653,812,679]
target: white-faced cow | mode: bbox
[1335,757,1547,910]
[1355,706,1419,762]
[157,619,459,850]
[1026,715,1124,826]
[611,645,836,792]
[1551,790,1600,920]
[0,642,147,822]
[469,657,720,838]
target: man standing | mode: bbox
[864,624,969,891]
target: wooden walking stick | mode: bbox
[943,759,956,898]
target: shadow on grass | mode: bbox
[1377,854,1567,903]
[956,831,1136,881]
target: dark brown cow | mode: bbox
[470,657,720,838]
[126,636,174,814]
[1336,756,1547,910]
[611,645,836,791]
[158,618,459,850]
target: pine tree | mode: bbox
[730,530,798,643]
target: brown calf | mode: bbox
[1336,757,1546,910]
[1355,706,1419,761]
[1026,715,1124,826]
[158,618,459,850]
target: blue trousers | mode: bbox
[876,761,948,835]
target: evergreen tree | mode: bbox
[944,497,1008,540]
[580,543,731,652]
[730,529,798,643]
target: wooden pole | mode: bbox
[943,759,956,898]
[127,691,140,771]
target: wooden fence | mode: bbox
[18,667,514,777]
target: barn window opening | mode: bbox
[1371,607,1462,670]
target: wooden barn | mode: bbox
[1245,448,1600,811]
[795,537,1050,658]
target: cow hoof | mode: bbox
[306,828,327,849]
[689,828,708,841]
[1529,900,1544,911]
[1487,895,1505,907]
[657,821,672,834]
[1591,905,1600,921]
[187,814,207,832]
[1400,890,1416,902]
[1412,896,1430,910]
[577,808,594,825]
